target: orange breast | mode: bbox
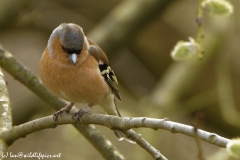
[39,48,110,105]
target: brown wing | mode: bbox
[87,37,122,101]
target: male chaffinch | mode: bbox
[39,23,134,143]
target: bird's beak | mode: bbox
[68,53,78,66]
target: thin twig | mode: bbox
[122,130,167,160]
[193,111,206,160]
[196,0,204,59]
[194,128,206,160]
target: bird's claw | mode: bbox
[53,108,69,123]
[72,110,84,122]
[72,106,91,125]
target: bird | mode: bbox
[39,23,134,143]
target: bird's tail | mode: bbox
[101,95,136,143]
[114,130,136,144]
[113,101,136,144]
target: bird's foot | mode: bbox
[53,108,68,122]
[72,106,91,124]
[53,103,74,123]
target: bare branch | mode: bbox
[0,114,167,160]
[122,130,167,160]
[0,68,12,153]
[78,114,230,148]
[0,113,230,150]
[0,68,12,130]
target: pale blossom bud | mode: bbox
[227,138,240,158]
[171,37,199,61]
[202,0,233,16]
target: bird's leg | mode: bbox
[53,102,74,122]
[72,105,92,123]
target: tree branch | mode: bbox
[0,113,168,160]
[0,46,124,160]
[0,113,230,149]
[122,130,167,160]
[0,68,12,153]
[0,68,12,130]
[88,0,173,53]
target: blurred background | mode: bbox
[0,0,240,159]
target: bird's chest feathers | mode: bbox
[45,57,110,104]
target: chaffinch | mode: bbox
[39,23,134,143]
